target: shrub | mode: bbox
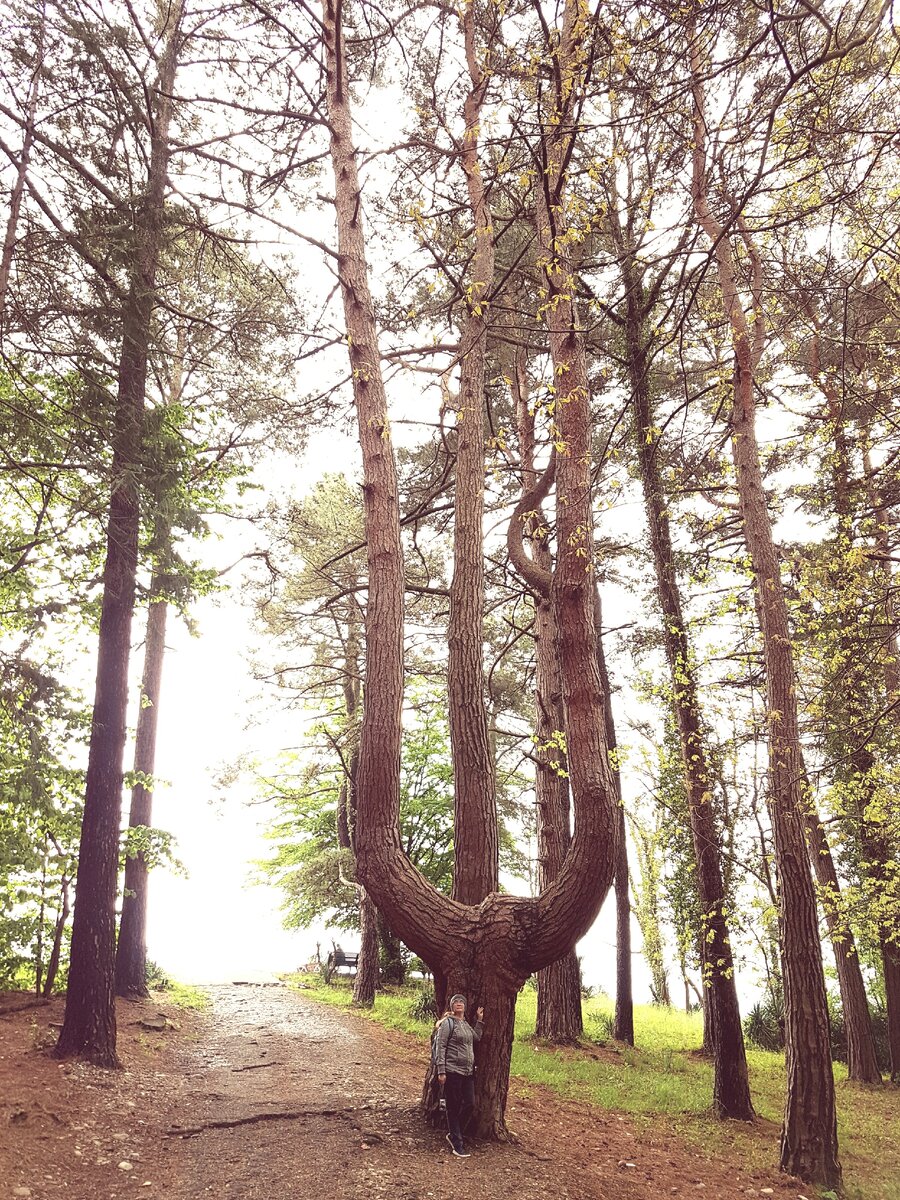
[145,960,171,991]
[407,984,437,1022]
[743,999,784,1052]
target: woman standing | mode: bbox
[434,994,484,1157]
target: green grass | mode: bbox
[286,974,899,1200]
[160,980,210,1010]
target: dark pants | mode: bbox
[443,1071,475,1147]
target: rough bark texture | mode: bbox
[352,889,379,1006]
[613,798,634,1045]
[510,350,583,1044]
[594,595,633,1047]
[690,36,839,1184]
[56,4,182,1066]
[447,0,498,906]
[323,0,617,1138]
[115,589,168,999]
[619,256,752,1116]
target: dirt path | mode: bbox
[1,984,809,1200]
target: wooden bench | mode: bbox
[324,945,359,982]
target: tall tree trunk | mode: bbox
[42,875,70,998]
[805,811,881,1083]
[690,34,839,1185]
[55,2,183,1066]
[115,585,168,998]
[594,590,633,1046]
[509,347,583,1043]
[447,0,498,905]
[613,799,634,1044]
[323,0,618,1139]
[860,438,900,1080]
[616,249,751,1114]
[352,888,379,1006]
[798,339,881,1083]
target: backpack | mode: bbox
[430,1015,456,1068]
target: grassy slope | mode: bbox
[289,975,896,1200]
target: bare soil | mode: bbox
[1,984,813,1200]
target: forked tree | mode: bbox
[321,0,619,1136]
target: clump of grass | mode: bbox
[162,981,209,1010]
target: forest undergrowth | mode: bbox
[290,975,898,1200]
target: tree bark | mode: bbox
[616,247,752,1115]
[55,1,183,1066]
[690,32,839,1184]
[594,589,633,1046]
[804,808,881,1083]
[352,888,379,1006]
[115,587,168,999]
[447,0,498,906]
[509,347,583,1044]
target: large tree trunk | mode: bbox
[509,348,583,1043]
[322,0,618,1139]
[616,249,751,1115]
[55,2,182,1066]
[115,587,168,999]
[690,36,839,1184]
[447,0,498,906]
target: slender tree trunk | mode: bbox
[805,810,881,1083]
[613,800,634,1044]
[594,590,633,1046]
[860,438,900,1080]
[42,876,70,998]
[115,586,168,998]
[56,2,182,1066]
[797,346,880,1082]
[690,35,839,1182]
[509,347,583,1043]
[352,888,379,1006]
[617,251,751,1114]
[447,0,498,905]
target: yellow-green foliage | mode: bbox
[288,976,898,1200]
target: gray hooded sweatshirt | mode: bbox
[434,1014,483,1076]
